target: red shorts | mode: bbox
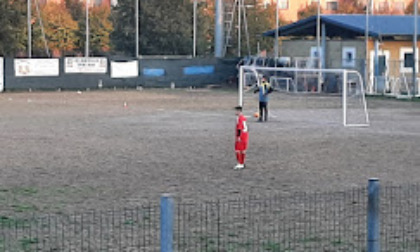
[235,141,248,151]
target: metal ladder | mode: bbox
[223,0,250,57]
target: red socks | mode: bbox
[236,152,246,165]
[241,153,246,165]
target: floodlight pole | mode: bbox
[135,0,139,57]
[238,0,241,57]
[274,0,279,61]
[193,0,197,57]
[316,0,321,92]
[365,0,370,93]
[413,0,418,97]
[27,0,32,58]
[85,0,90,57]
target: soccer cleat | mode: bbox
[234,164,244,170]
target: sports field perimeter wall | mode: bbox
[3,57,238,91]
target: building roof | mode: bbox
[263,15,420,39]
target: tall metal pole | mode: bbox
[238,0,241,57]
[193,0,197,57]
[27,0,32,58]
[316,0,321,92]
[413,0,418,97]
[135,0,139,57]
[316,0,320,59]
[365,0,370,92]
[85,0,90,57]
[214,0,224,58]
[274,0,279,60]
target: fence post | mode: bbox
[367,178,380,252]
[161,194,174,252]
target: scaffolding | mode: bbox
[223,0,251,57]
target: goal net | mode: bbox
[239,66,370,127]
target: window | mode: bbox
[326,1,338,10]
[378,1,389,11]
[342,47,356,68]
[393,2,405,12]
[404,53,414,68]
[400,47,418,73]
[279,0,288,9]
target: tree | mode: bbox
[196,0,214,56]
[0,0,27,56]
[337,0,365,14]
[297,3,320,20]
[111,0,195,56]
[405,0,420,14]
[65,0,84,21]
[40,2,79,55]
[88,5,113,54]
[139,0,193,55]
[110,0,136,55]
[246,2,285,56]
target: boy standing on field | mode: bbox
[234,106,248,170]
[254,76,271,122]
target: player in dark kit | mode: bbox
[234,106,249,170]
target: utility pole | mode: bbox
[193,0,197,57]
[85,0,90,57]
[317,0,321,92]
[214,0,224,58]
[135,0,139,57]
[238,0,241,57]
[27,0,32,58]
[365,0,370,92]
[274,0,279,60]
[413,0,418,97]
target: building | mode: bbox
[263,0,413,22]
[264,14,420,96]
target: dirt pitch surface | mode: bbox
[0,89,419,214]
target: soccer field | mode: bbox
[0,89,419,214]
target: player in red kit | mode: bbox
[234,106,248,170]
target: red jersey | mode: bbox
[236,113,249,143]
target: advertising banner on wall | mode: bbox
[65,57,107,73]
[14,58,59,77]
[110,61,138,78]
[0,57,4,92]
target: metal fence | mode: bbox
[0,203,161,251]
[1,183,420,251]
[176,189,367,251]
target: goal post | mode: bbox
[239,66,370,127]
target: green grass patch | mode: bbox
[123,219,136,226]
[10,203,38,213]
[19,237,39,251]
[299,236,322,243]
[331,239,344,246]
[0,216,36,228]
[263,241,283,251]
[0,187,38,196]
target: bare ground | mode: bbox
[0,89,419,214]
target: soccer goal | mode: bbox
[238,66,370,127]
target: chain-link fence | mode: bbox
[1,183,420,251]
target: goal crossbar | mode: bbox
[239,66,370,127]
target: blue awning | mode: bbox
[263,15,420,39]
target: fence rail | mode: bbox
[1,182,420,251]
